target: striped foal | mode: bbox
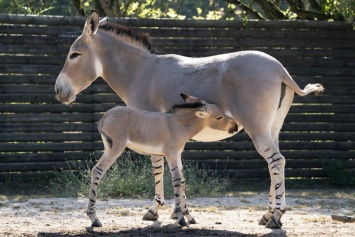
[86,94,238,228]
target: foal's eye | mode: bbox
[216,116,223,120]
[70,52,81,59]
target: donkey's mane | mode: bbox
[168,102,205,114]
[99,22,155,53]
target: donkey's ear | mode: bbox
[180,93,205,104]
[84,10,100,37]
[99,17,109,26]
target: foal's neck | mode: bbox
[174,112,205,138]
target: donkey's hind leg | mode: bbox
[251,133,286,229]
[258,86,293,228]
[143,155,165,221]
[87,135,126,228]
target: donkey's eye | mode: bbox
[70,53,81,59]
[216,116,223,120]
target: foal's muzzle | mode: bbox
[229,124,239,134]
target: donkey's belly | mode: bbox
[191,126,240,142]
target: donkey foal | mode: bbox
[87,93,238,228]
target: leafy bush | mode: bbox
[49,152,232,199]
[322,158,355,187]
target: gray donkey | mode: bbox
[87,94,238,228]
[56,11,324,228]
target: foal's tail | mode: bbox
[98,116,113,149]
[280,65,324,96]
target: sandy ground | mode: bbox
[0,191,354,237]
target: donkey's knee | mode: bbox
[267,154,285,176]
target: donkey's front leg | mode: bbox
[143,155,165,221]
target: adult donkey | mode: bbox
[55,10,323,229]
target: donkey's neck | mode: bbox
[97,31,156,104]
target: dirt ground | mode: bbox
[1,190,354,237]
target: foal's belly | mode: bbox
[127,142,164,156]
[191,126,240,142]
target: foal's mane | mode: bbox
[169,102,205,114]
[99,22,155,53]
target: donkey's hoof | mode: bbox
[91,219,103,228]
[143,210,159,221]
[188,218,197,224]
[258,215,269,226]
[265,217,282,229]
[170,211,178,219]
[178,219,188,227]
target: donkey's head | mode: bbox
[55,10,102,104]
[177,94,238,135]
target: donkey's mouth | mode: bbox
[55,92,76,105]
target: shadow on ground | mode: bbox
[38,222,288,237]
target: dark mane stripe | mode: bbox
[168,102,205,113]
[99,22,155,53]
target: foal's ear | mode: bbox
[84,10,100,37]
[194,107,208,118]
[180,93,205,104]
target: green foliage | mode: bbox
[336,0,355,25]
[0,0,77,15]
[322,158,355,187]
[0,0,353,24]
[49,152,231,199]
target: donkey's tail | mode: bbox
[280,65,324,96]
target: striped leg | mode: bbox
[175,155,196,224]
[143,155,165,221]
[252,134,286,229]
[166,153,188,226]
[87,135,125,228]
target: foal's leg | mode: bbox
[251,133,286,229]
[87,136,126,228]
[143,155,165,221]
[165,152,188,227]
[175,155,196,224]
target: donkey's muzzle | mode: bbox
[54,84,74,105]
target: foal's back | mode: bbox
[99,106,184,154]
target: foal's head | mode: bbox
[172,94,238,134]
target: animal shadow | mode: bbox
[37,222,288,237]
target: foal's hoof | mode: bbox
[85,227,95,233]
[265,216,282,229]
[258,215,269,226]
[170,211,178,219]
[92,219,103,228]
[142,210,159,221]
[178,218,188,227]
[188,218,197,224]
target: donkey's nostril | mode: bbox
[55,85,60,95]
